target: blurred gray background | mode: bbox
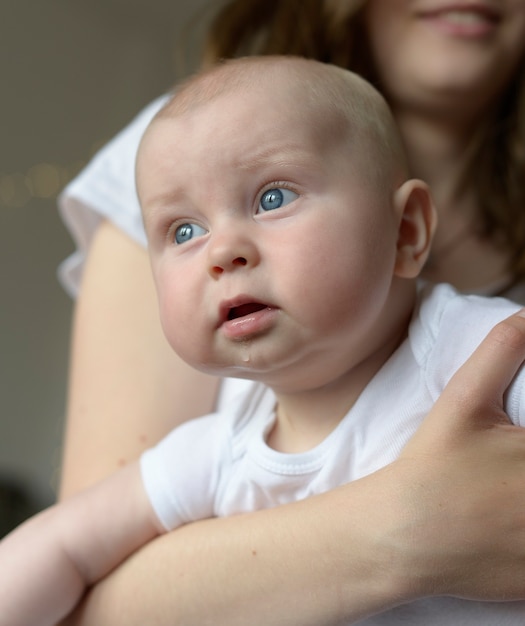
[0,0,212,530]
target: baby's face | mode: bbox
[137,82,403,392]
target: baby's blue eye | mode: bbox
[258,187,298,212]
[174,223,207,244]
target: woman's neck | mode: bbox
[395,106,475,204]
[394,109,510,292]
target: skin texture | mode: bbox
[57,1,525,623]
[138,60,435,450]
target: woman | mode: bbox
[58,1,525,623]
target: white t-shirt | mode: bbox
[57,95,169,298]
[141,282,525,625]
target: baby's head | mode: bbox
[153,55,409,192]
[136,56,436,392]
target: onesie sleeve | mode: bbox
[140,412,232,531]
[418,284,525,426]
[57,94,170,297]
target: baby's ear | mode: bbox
[393,179,437,278]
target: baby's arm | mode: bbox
[0,461,160,626]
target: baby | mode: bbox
[2,56,525,626]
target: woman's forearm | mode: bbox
[62,468,414,626]
[65,439,525,626]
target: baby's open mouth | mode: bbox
[228,303,268,320]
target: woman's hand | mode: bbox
[392,308,525,603]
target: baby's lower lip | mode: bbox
[221,306,278,340]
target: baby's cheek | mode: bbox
[157,289,185,345]
[160,291,210,365]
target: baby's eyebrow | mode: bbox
[236,144,314,172]
[139,188,188,232]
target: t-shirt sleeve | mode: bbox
[140,412,231,531]
[57,94,170,298]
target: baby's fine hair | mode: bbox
[159,55,408,188]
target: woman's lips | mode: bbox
[417,3,500,37]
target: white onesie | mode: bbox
[140,283,525,626]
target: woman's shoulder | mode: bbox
[499,280,525,306]
[57,94,170,296]
[60,93,170,226]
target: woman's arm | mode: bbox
[59,220,220,498]
[58,222,525,626]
